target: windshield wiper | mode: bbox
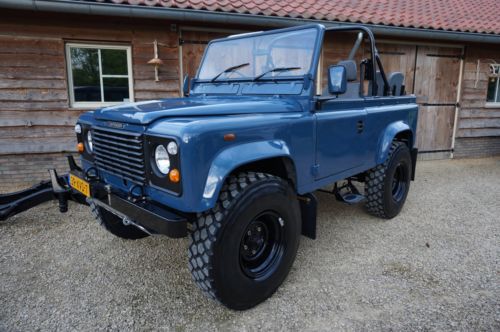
[253,67,301,81]
[210,62,250,82]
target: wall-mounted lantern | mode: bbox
[148,39,164,82]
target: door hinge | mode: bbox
[421,102,459,107]
[425,53,464,60]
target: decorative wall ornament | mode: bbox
[147,39,164,82]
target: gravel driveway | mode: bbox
[1,157,499,331]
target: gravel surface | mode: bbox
[1,157,499,331]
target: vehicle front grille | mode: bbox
[92,127,146,184]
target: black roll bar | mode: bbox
[324,26,391,96]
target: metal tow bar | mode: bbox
[0,156,87,221]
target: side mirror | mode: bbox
[182,75,190,97]
[328,65,347,95]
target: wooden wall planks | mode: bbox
[457,46,500,138]
[0,11,180,155]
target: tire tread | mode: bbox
[364,141,405,218]
[188,172,276,302]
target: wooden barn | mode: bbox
[0,0,499,189]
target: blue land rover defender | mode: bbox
[1,24,418,310]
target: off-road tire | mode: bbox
[365,141,412,219]
[89,200,150,240]
[188,172,301,310]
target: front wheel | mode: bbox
[365,141,412,219]
[188,172,301,310]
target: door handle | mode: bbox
[357,120,364,133]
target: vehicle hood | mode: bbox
[93,97,303,125]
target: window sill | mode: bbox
[484,103,500,109]
[70,101,132,110]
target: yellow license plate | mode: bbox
[70,174,90,197]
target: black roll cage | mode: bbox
[324,26,391,97]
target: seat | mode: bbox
[368,71,405,96]
[368,70,384,96]
[388,72,404,96]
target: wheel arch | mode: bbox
[200,140,296,210]
[376,121,414,165]
[231,156,297,189]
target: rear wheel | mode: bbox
[89,200,150,240]
[188,172,301,310]
[365,141,412,219]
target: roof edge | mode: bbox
[1,0,500,44]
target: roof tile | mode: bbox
[91,0,500,34]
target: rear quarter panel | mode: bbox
[364,97,418,165]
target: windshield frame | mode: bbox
[193,24,325,84]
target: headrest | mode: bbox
[337,60,357,81]
[388,72,404,85]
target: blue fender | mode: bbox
[200,140,291,209]
[376,121,413,164]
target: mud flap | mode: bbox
[298,193,317,240]
[411,148,418,181]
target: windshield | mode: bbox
[197,28,319,81]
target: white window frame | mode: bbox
[66,43,134,108]
[485,63,500,108]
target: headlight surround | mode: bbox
[147,136,182,195]
[154,144,171,175]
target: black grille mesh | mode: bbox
[92,127,145,183]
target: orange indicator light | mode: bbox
[77,142,84,153]
[169,169,180,183]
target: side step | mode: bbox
[318,179,366,205]
[339,192,365,205]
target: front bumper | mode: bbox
[74,171,188,238]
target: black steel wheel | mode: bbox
[391,162,408,203]
[239,211,286,280]
[365,141,412,219]
[89,200,150,240]
[188,172,301,310]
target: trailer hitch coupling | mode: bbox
[49,169,70,213]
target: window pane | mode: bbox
[71,48,101,102]
[101,49,128,75]
[486,77,498,102]
[103,77,129,102]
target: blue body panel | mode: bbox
[76,24,418,214]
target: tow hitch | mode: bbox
[0,156,87,221]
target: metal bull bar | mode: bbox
[0,156,87,221]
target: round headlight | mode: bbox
[75,123,82,134]
[155,145,170,175]
[167,141,178,155]
[86,131,93,152]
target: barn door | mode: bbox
[378,44,417,93]
[413,46,462,155]
[180,30,230,80]
[378,43,462,157]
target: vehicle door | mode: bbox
[313,29,370,180]
[314,98,367,180]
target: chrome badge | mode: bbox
[106,121,124,129]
